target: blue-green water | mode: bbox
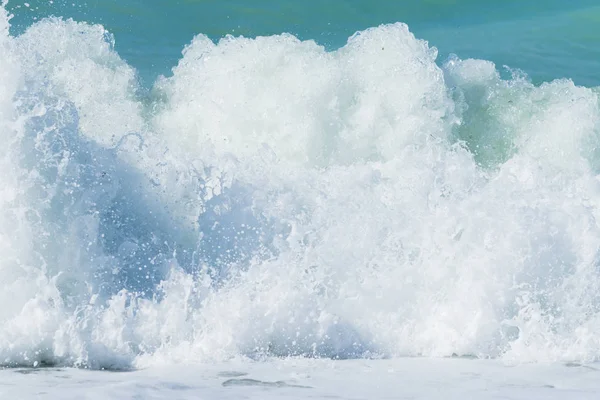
[8,0,600,86]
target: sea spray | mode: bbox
[1,3,600,368]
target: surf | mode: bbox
[1,2,600,369]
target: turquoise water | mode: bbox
[8,0,600,86]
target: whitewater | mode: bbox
[2,1,600,398]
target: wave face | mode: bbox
[2,5,600,368]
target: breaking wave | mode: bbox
[2,4,600,368]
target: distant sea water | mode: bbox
[3,0,600,377]
[8,0,600,86]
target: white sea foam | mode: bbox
[3,358,600,400]
[1,4,600,368]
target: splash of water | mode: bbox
[1,4,600,369]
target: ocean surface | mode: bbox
[2,0,600,398]
[7,0,600,87]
